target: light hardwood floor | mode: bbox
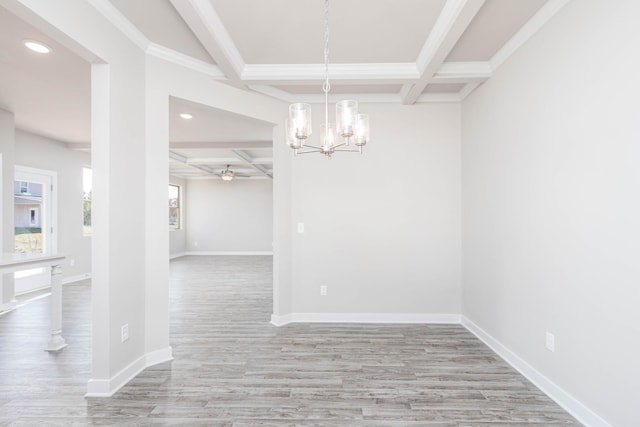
[0,256,580,426]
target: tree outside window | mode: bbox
[169,184,180,230]
[83,168,92,235]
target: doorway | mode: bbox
[13,166,57,294]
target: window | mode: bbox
[19,181,29,194]
[29,208,38,226]
[83,168,92,235]
[169,184,181,230]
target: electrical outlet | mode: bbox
[193,241,198,247]
[69,259,75,267]
[297,223,305,233]
[545,332,555,352]
[121,324,129,343]
[320,285,328,296]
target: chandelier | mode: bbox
[285,0,370,158]
[221,165,234,181]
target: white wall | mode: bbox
[186,178,273,253]
[290,102,461,315]
[169,176,187,256]
[145,55,290,322]
[0,108,15,308]
[461,1,640,425]
[14,130,92,281]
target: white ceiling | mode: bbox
[0,0,568,179]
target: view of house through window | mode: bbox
[169,184,180,230]
[14,180,43,254]
[83,167,92,235]
[13,166,55,291]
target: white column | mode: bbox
[0,109,16,312]
[45,263,67,351]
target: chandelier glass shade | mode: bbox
[285,0,370,158]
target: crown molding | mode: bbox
[249,85,402,104]
[89,0,567,107]
[490,0,572,71]
[415,0,484,73]
[248,85,296,103]
[146,43,225,79]
[403,0,486,105]
[242,63,419,82]
[185,157,240,165]
[416,92,462,103]
[90,0,226,80]
[170,140,272,149]
[170,0,245,81]
[88,0,149,51]
[250,83,466,104]
[458,81,483,100]
[188,0,244,73]
[434,61,492,82]
[184,175,269,181]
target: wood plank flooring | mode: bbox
[0,255,580,426]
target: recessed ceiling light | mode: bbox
[23,40,52,54]
[179,113,193,120]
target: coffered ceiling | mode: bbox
[0,0,571,179]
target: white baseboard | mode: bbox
[13,273,92,297]
[271,312,461,326]
[461,316,610,427]
[184,251,273,256]
[63,273,92,285]
[270,313,293,326]
[169,252,187,260]
[85,346,173,397]
[270,312,608,426]
[0,300,17,313]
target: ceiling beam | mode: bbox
[185,157,241,165]
[169,150,217,175]
[242,63,419,83]
[232,150,272,179]
[168,150,188,163]
[431,62,492,84]
[66,142,91,151]
[249,85,404,104]
[169,140,272,149]
[169,0,245,85]
[88,0,149,51]
[401,0,486,105]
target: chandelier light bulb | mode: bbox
[336,100,358,140]
[354,113,370,147]
[321,123,338,155]
[285,119,303,149]
[289,103,312,140]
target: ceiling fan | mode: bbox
[219,165,250,181]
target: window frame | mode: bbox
[169,184,181,231]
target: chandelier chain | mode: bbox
[285,0,369,157]
[323,0,330,95]
[323,0,330,140]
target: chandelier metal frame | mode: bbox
[285,0,370,158]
